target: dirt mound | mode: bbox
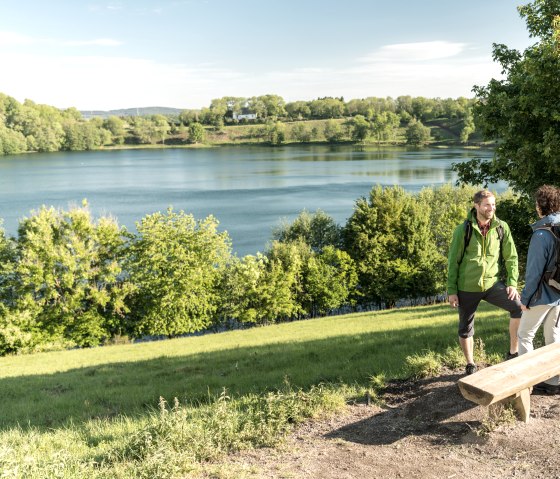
[221,370,560,478]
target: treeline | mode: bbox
[0,185,531,355]
[181,94,474,127]
[0,92,477,155]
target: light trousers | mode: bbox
[518,304,560,386]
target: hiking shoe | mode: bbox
[506,351,519,360]
[465,363,477,375]
[532,382,559,395]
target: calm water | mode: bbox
[0,145,497,256]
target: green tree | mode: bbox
[303,246,358,316]
[13,205,131,347]
[103,116,126,145]
[350,115,370,142]
[290,122,311,142]
[454,0,560,194]
[344,186,442,307]
[285,101,311,120]
[370,111,400,142]
[125,208,231,337]
[459,108,475,144]
[188,122,206,144]
[262,121,286,145]
[405,118,431,145]
[272,209,342,252]
[0,124,27,155]
[309,97,346,119]
[324,119,344,143]
[217,253,297,325]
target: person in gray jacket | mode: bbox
[518,184,560,394]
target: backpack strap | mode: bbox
[458,218,504,265]
[457,219,473,265]
[535,223,560,279]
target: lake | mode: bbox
[0,145,497,256]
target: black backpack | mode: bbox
[536,224,560,293]
[457,218,505,265]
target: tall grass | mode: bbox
[0,302,512,477]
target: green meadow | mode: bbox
[0,302,511,478]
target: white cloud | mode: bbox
[0,37,501,110]
[0,31,34,46]
[0,30,122,48]
[62,38,123,47]
[360,41,468,62]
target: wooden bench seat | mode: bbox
[457,342,560,422]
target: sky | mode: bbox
[0,0,535,111]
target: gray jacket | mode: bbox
[521,212,560,307]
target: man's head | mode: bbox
[535,185,560,217]
[473,189,496,223]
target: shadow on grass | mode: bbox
[0,303,509,432]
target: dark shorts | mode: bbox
[458,281,523,338]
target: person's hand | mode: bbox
[506,286,520,301]
[448,294,459,308]
[521,304,529,311]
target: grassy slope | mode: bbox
[0,302,511,430]
[164,118,486,147]
[0,302,515,478]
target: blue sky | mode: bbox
[0,0,534,111]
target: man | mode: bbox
[447,189,522,375]
[518,185,560,394]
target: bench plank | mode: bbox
[458,342,560,408]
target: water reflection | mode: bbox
[0,145,500,256]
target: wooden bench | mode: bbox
[457,342,560,422]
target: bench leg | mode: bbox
[512,388,531,422]
[488,388,531,423]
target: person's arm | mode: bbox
[447,225,463,296]
[521,231,553,306]
[501,223,519,289]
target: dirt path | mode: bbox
[216,370,560,478]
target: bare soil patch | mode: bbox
[215,369,560,478]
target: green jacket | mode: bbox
[447,210,519,294]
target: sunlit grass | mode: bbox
[0,302,512,478]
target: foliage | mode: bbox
[323,119,345,143]
[417,184,477,288]
[344,186,443,307]
[272,209,343,252]
[459,108,475,143]
[349,114,370,141]
[11,204,132,347]
[188,122,206,144]
[217,253,297,325]
[125,208,231,337]
[290,122,312,142]
[454,0,560,195]
[495,191,536,273]
[261,120,286,145]
[404,350,442,379]
[405,118,431,145]
[103,116,126,145]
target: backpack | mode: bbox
[536,224,560,293]
[457,218,504,265]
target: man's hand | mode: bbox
[448,294,459,308]
[521,304,529,311]
[506,286,520,301]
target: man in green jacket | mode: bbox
[447,189,522,375]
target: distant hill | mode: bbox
[81,106,185,119]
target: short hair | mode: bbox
[535,185,560,216]
[473,189,495,205]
